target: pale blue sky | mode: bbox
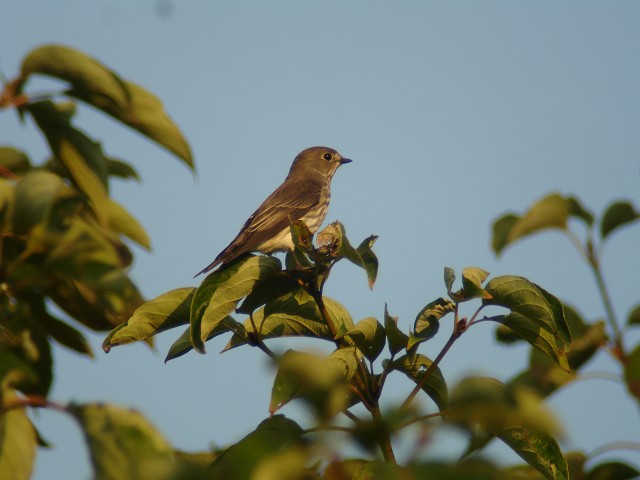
[2,2,640,478]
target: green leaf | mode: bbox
[20,45,193,168]
[68,403,174,480]
[0,147,31,176]
[106,158,140,181]
[384,304,408,356]
[0,390,37,480]
[600,200,639,240]
[44,218,122,284]
[27,100,110,226]
[315,222,359,260]
[12,170,65,234]
[40,314,93,358]
[270,348,359,416]
[585,461,639,480]
[623,343,640,403]
[0,179,15,233]
[0,351,38,393]
[356,235,379,290]
[391,354,448,411]
[444,267,456,294]
[628,303,640,327]
[413,298,455,340]
[165,317,242,362]
[48,275,143,331]
[460,267,491,300]
[484,276,571,369]
[190,256,281,353]
[289,219,314,253]
[491,214,519,256]
[314,223,378,289]
[223,289,353,351]
[498,428,568,480]
[104,80,193,169]
[106,199,151,250]
[491,193,574,255]
[102,287,194,352]
[208,415,303,480]
[340,317,386,362]
[20,44,130,113]
[236,271,301,315]
[491,313,571,373]
[508,309,607,399]
[566,196,595,226]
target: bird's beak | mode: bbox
[340,157,353,165]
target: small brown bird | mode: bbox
[195,146,352,276]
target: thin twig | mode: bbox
[402,330,459,410]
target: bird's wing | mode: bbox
[195,179,322,276]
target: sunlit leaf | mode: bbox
[0,389,37,480]
[44,218,122,283]
[190,256,281,353]
[390,354,448,411]
[102,287,194,352]
[107,80,193,168]
[600,200,639,240]
[20,44,129,113]
[491,193,574,255]
[0,147,31,176]
[68,403,174,480]
[252,446,311,480]
[106,199,151,250]
[460,267,491,300]
[0,179,15,233]
[19,45,193,168]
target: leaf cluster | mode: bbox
[0,45,191,478]
[102,219,581,479]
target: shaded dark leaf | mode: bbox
[384,304,408,356]
[391,354,448,411]
[600,201,639,240]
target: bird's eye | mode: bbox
[323,153,333,161]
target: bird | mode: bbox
[195,146,352,276]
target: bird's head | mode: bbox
[289,146,352,179]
